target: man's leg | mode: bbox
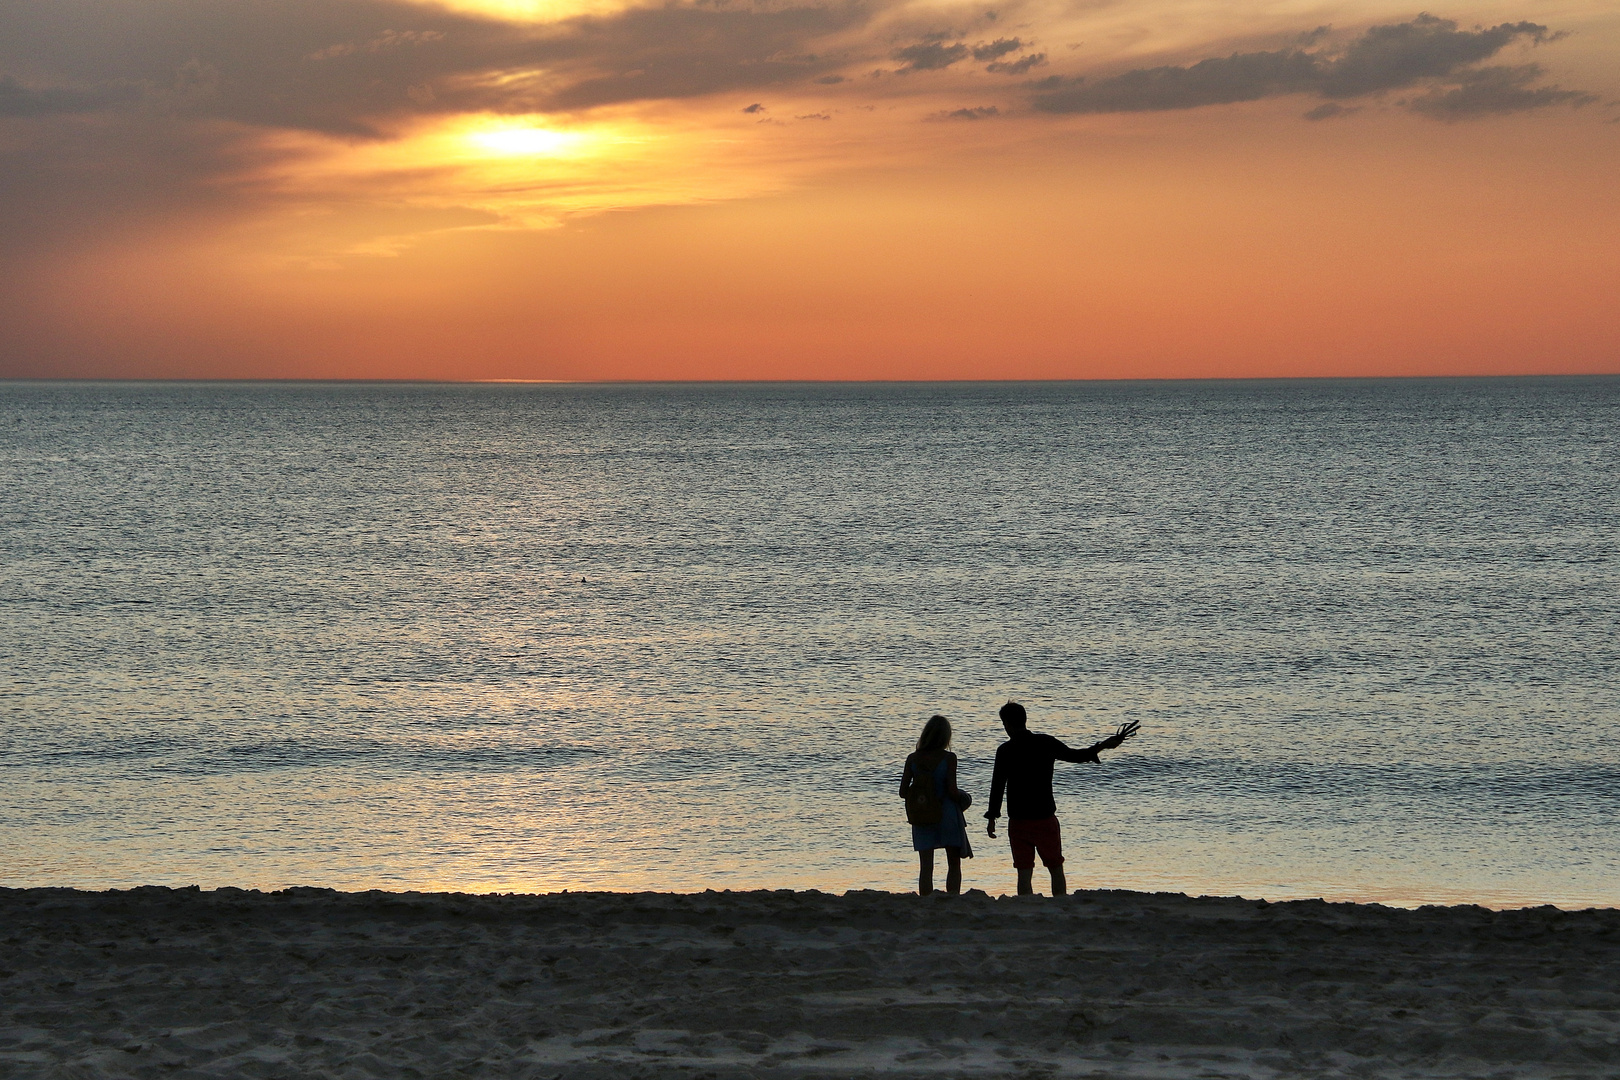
[918,849,935,895]
[1008,820,1037,894]
[1038,817,1067,897]
[945,847,962,895]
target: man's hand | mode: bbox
[1098,720,1141,750]
[986,817,998,839]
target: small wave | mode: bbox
[1055,756,1620,805]
[165,740,603,776]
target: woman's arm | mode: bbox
[899,754,913,798]
[945,754,962,802]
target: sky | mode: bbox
[1,0,1616,380]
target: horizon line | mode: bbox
[4,372,1618,387]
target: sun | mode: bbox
[469,126,587,156]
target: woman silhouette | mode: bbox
[899,714,973,895]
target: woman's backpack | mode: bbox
[904,753,945,826]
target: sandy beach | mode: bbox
[2,887,1616,1078]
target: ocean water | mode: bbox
[2,378,1616,907]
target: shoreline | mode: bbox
[6,883,1616,912]
[7,880,1613,913]
[4,887,1617,1077]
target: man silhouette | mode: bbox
[986,702,1139,896]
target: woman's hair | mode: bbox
[915,714,952,754]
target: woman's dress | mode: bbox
[909,753,972,856]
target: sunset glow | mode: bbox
[467,125,590,157]
[1,0,1616,380]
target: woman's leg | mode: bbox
[944,847,962,894]
[918,849,936,895]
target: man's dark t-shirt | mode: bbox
[987,731,1099,822]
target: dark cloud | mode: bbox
[931,105,999,120]
[0,0,875,134]
[1317,15,1555,97]
[0,0,508,135]
[0,75,140,116]
[1406,63,1595,118]
[971,38,1023,62]
[536,5,867,111]
[1031,14,1588,120]
[892,42,971,71]
[742,102,766,112]
[815,74,846,84]
[0,106,301,268]
[1033,48,1319,112]
[894,35,1043,73]
[1302,101,1355,120]
[987,53,1045,75]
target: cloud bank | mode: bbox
[0,0,873,136]
[0,1,1600,271]
[0,3,1593,139]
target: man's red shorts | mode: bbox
[1008,816,1064,869]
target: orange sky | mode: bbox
[2,0,1616,380]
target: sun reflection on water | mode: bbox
[3,381,1618,909]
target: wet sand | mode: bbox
[2,886,1617,1078]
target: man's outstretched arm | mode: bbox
[1051,737,1101,764]
[1086,720,1141,756]
[1053,720,1142,762]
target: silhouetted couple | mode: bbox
[899,702,1139,896]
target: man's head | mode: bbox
[999,701,1027,736]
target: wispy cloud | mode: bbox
[1406,64,1596,119]
[889,34,1044,76]
[987,53,1045,75]
[892,41,971,72]
[308,29,447,62]
[930,105,1000,120]
[971,39,1024,62]
[1030,15,1588,119]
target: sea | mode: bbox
[2,378,1616,907]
